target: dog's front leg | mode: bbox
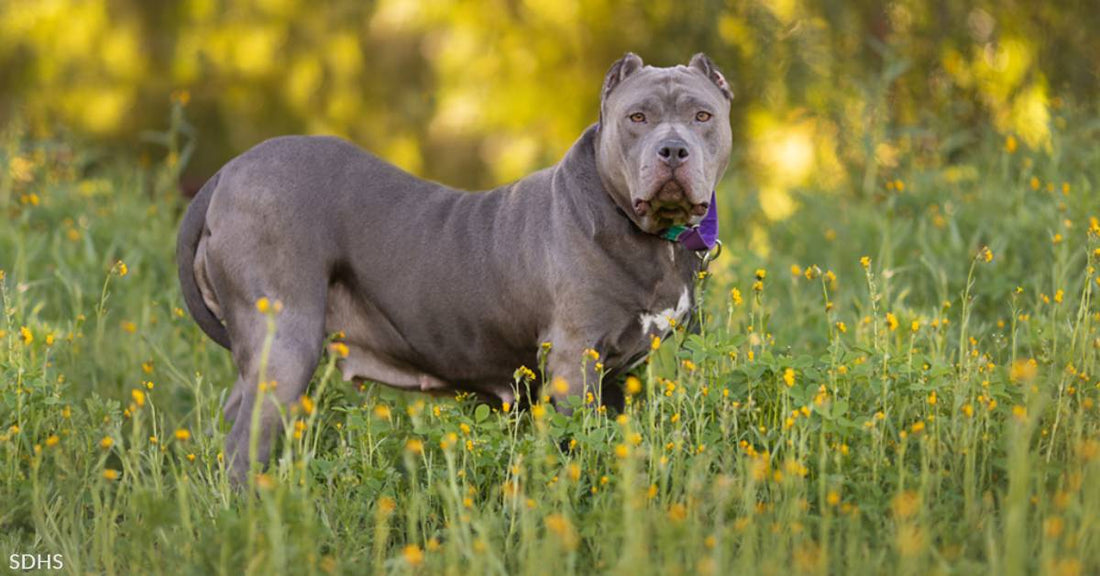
[543,332,604,416]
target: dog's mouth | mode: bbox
[654,204,690,222]
[632,180,708,229]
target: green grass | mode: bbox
[2,107,1100,576]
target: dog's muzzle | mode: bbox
[632,180,710,223]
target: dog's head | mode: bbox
[596,53,732,234]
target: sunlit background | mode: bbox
[1,0,1095,223]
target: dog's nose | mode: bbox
[657,139,690,167]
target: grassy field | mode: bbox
[2,104,1100,575]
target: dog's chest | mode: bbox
[638,286,692,337]
[599,281,692,376]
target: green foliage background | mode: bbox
[3,2,1100,575]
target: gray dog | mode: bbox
[177,52,732,481]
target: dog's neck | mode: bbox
[551,124,643,240]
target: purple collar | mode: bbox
[659,190,719,251]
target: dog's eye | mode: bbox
[695,111,712,122]
[628,112,646,123]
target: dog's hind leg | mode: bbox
[221,300,326,485]
[199,182,335,484]
[206,249,328,483]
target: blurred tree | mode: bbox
[0,0,1095,208]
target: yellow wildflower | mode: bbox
[329,342,349,358]
[515,365,536,381]
[255,473,275,490]
[373,404,392,420]
[545,514,578,549]
[403,545,423,567]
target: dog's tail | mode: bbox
[176,171,232,349]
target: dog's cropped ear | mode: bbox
[689,53,732,100]
[601,52,644,102]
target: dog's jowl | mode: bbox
[176,52,733,482]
